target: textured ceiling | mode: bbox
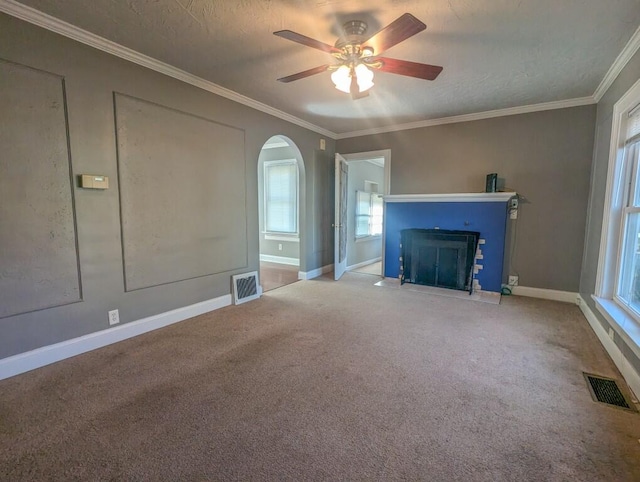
[10,0,640,135]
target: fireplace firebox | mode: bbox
[400,229,480,293]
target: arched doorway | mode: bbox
[257,135,305,292]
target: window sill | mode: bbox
[264,233,299,242]
[593,295,640,360]
[355,235,382,243]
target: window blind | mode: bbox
[265,161,297,233]
[626,103,640,146]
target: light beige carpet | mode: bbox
[1,273,639,481]
[375,277,501,304]
[351,260,382,276]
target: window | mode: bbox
[615,106,640,318]
[355,190,383,238]
[595,79,640,347]
[264,159,298,235]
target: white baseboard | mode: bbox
[346,257,382,271]
[299,263,334,280]
[0,294,232,381]
[578,295,640,399]
[259,254,300,266]
[511,286,579,304]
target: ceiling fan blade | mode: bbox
[274,30,340,54]
[362,13,426,55]
[375,57,443,80]
[277,64,331,83]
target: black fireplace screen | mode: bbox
[400,229,480,293]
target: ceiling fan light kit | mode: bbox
[274,13,443,99]
[330,65,352,93]
[331,64,374,93]
[354,64,375,92]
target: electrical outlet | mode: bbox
[508,275,519,286]
[278,243,283,251]
[509,197,519,219]
[108,309,120,326]
[608,327,615,340]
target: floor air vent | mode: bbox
[232,271,260,305]
[583,373,636,412]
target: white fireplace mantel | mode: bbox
[383,192,516,203]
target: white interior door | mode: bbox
[334,153,348,280]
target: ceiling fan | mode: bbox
[274,13,443,99]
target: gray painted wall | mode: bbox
[115,94,248,290]
[579,48,640,375]
[0,60,81,318]
[346,161,384,268]
[337,105,596,292]
[0,13,335,359]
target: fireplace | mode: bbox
[384,193,514,293]
[400,228,480,293]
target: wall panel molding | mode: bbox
[0,58,82,318]
[113,93,248,291]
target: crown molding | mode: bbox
[593,24,640,102]
[1,0,634,140]
[0,0,338,139]
[335,96,596,139]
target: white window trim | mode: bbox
[357,180,381,242]
[263,233,300,243]
[594,77,640,353]
[263,158,299,238]
[355,190,383,240]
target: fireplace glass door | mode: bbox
[401,229,480,292]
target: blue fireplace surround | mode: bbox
[384,194,513,293]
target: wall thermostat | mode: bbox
[80,174,109,189]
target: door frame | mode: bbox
[257,135,306,290]
[335,149,391,278]
[334,153,348,280]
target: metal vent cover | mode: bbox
[232,271,260,305]
[583,373,636,412]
